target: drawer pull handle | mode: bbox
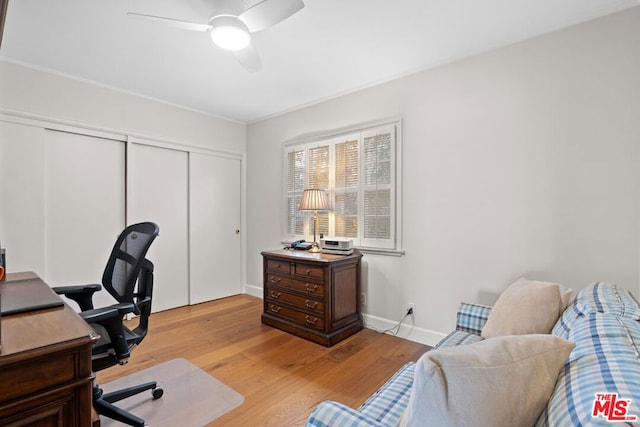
[274,264,281,270]
[305,269,312,276]
[305,315,318,325]
[305,283,318,292]
[269,304,282,313]
[305,300,318,309]
[269,276,282,284]
[270,291,281,299]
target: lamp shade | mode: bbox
[299,189,330,211]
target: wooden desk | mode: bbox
[0,272,98,426]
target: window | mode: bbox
[283,120,402,253]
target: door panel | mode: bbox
[128,142,189,312]
[0,121,45,274]
[189,152,242,303]
[43,129,125,309]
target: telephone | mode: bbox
[290,239,313,250]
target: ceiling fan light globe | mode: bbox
[209,16,251,51]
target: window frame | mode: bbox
[282,118,404,256]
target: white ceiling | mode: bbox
[1,0,637,123]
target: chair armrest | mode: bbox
[80,306,120,324]
[134,297,151,315]
[53,284,102,295]
[52,284,102,311]
[113,302,136,316]
[307,401,386,427]
[455,302,493,335]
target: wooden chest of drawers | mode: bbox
[261,249,363,346]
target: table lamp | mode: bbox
[299,189,330,253]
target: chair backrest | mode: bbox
[102,222,159,306]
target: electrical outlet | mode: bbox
[360,293,367,305]
[407,302,415,316]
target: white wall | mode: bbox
[0,60,245,153]
[246,7,640,344]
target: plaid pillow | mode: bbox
[538,312,640,426]
[574,282,640,320]
[553,301,584,339]
[553,283,640,339]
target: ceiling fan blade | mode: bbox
[239,0,304,33]
[127,13,212,32]
[233,44,263,73]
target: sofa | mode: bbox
[307,281,640,426]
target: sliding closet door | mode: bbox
[189,152,242,304]
[128,142,189,312]
[0,121,45,274]
[44,129,125,308]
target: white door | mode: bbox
[128,142,189,312]
[189,152,242,304]
[0,121,45,274]
[43,129,125,309]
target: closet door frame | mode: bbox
[0,110,246,310]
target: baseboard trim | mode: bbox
[243,286,445,347]
[244,284,263,298]
[362,313,446,347]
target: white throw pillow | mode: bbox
[481,277,563,338]
[398,335,575,427]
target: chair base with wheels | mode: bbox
[93,381,164,427]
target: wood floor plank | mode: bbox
[96,295,430,426]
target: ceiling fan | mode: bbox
[128,0,305,72]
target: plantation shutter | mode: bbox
[362,127,394,247]
[286,149,305,235]
[334,137,359,238]
[283,121,399,251]
[308,145,330,236]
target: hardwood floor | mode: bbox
[97,295,430,426]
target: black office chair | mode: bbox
[54,222,161,427]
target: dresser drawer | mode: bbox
[265,287,324,314]
[0,353,75,402]
[266,274,324,296]
[266,303,323,331]
[294,263,324,280]
[266,259,291,275]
